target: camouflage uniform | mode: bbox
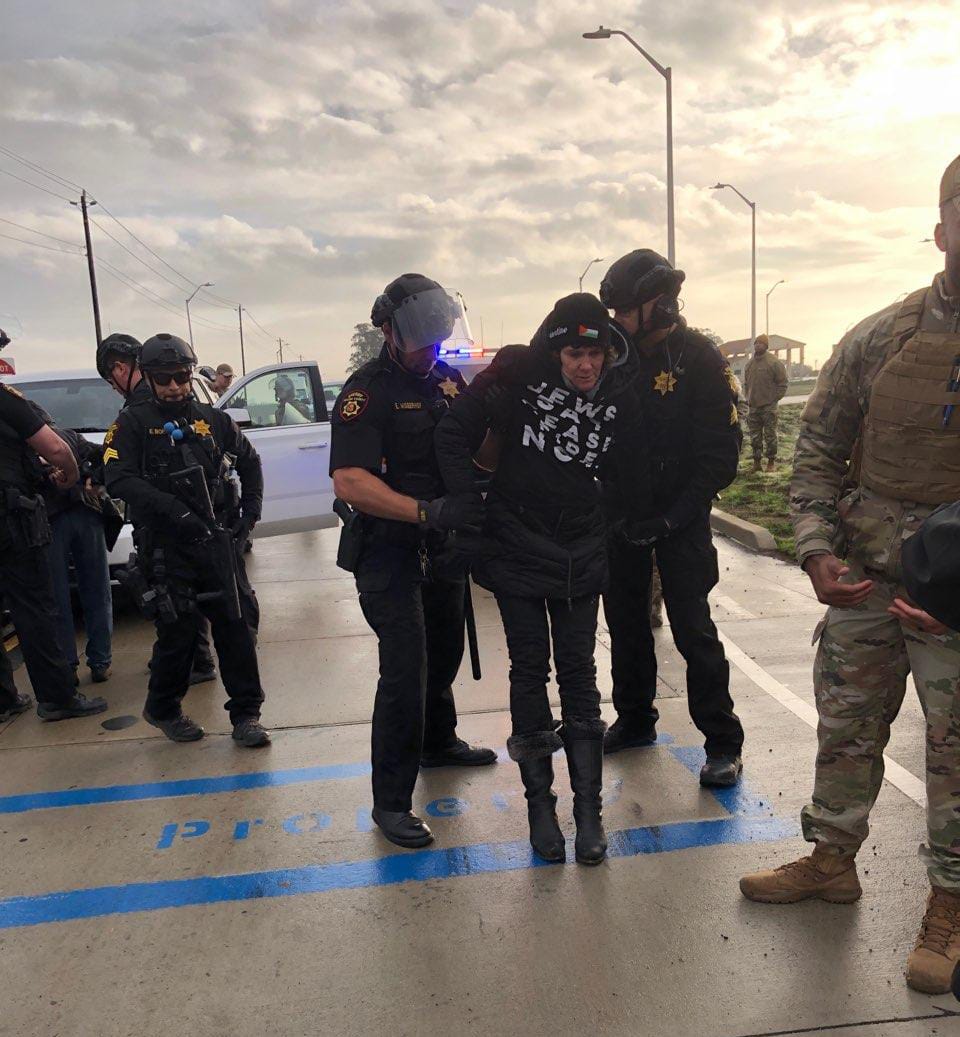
[744,351,788,461]
[792,273,960,888]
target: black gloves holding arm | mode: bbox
[418,493,485,534]
[620,515,673,547]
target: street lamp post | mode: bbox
[579,257,604,292]
[765,279,785,338]
[583,26,675,266]
[712,183,757,341]
[185,282,214,350]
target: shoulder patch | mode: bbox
[103,422,119,445]
[339,389,370,422]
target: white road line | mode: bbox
[714,595,757,620]
[718,628,928,809]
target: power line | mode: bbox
[0,167,74,204]
[0,216,83,249]
[0,230,83,255]
[90,217,195,294]
[95,200,198,291]
[0,143,83,192]
[98,257,234,331]
[99,266,189,322]
[241,308,277,341]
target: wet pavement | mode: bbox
[1,529,957,1036]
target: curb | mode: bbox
[710,507,778,553]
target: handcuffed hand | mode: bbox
[418,493,485,534]
[622,516,672,547]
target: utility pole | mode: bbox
[80,190,102,346]
[277,338,284,363]
[237,305,246,375]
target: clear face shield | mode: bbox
[391,288,457,353]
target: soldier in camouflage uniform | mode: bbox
[740,155,960,996]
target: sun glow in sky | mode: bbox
[1,0,959,377]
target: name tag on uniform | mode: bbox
[394,401,424,411]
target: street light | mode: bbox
[583,26,675,266]
[579,257,604,292]
[712,183,757,341]
[185,281,214,350]
[765,279,785,338]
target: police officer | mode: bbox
[104,333,268,747]
[97,332,218,684]
[599,250,745,786]
[0,327,107,721]
[331,273,496,849]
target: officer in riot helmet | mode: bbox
[0,331,107,721]
[104,333,268,746]
[599,250,745,786]
[330,273,496,850]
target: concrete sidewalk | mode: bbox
[0,530,956,1036]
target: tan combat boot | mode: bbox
[766,458,777,472]
[739,846,862,904]
[751,457,762,473]
[906,887,960,994]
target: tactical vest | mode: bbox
[860,287,960,505]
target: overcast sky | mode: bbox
[1,0,958,379]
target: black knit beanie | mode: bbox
[533,293,611,352]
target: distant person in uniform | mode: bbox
[740,154,960,996]
[330,273,496,850]
[743,334,788,472]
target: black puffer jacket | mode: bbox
[435,330,641,599]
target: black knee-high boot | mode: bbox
[508,729,565,863]
[562,719,607,865]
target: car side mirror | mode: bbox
[224,407,252,428]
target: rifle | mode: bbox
[168,464,243,622]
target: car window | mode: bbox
[323,381,344,409]
[12,378,122,432]
[223,367,317,428]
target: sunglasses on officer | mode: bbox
[150,369,193,386]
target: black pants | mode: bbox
[147,546,263,724]
[603,513,744,757]
[149,616,215,674]
[358,572,462,813]
[496,594,602,735]
[0,535,77,708]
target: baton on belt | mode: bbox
[464,575,481,681]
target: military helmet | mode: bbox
[140,333,197,371]
[96,332,142,380]
[599,250,685,312]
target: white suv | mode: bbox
[7,360,336,579]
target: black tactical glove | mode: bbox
[622,516,672,547]
[418,493,485,534]
[230,513,257,543]
[172,508,210,543]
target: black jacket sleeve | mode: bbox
[663,339,741,530]
[214,410,263,520]
[103,410,185,521]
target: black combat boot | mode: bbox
[508,728,566,862]
[562,719,608,866]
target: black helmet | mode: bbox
[0,328,10,350]
[599,250,685,311]
[96,332,142,380]
[140,333,197,372]
[370,273,458,352]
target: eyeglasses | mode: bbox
[150,370,193,386]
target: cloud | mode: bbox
[0,0,958,376]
